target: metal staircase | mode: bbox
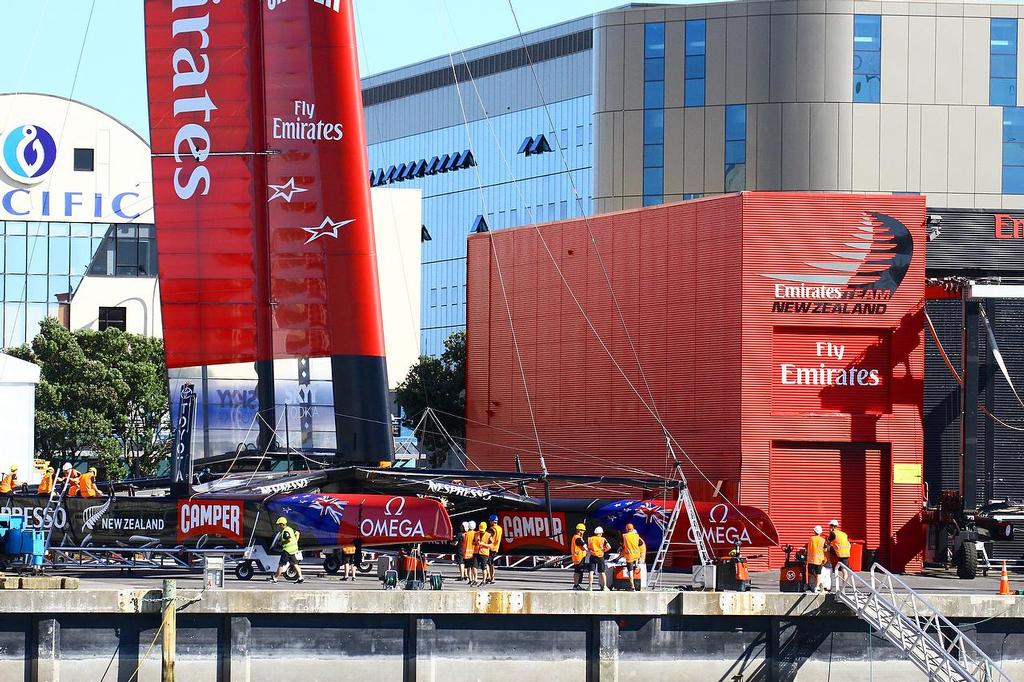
[833,563,1013,682]
[41,465,72,550]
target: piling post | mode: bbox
[162,579,176,682]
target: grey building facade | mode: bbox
[593,0,1024,213]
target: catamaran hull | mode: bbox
[2,492,451,553]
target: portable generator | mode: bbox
[779,544,806,593]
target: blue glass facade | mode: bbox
[724,104,746,192]
[991,19,1018,107]
[368,96,593,357]
[0,221,154,347]
[1003,107,1024,194]
[684,20,706,107]
[853,15,881,103]
[643,22,666,206]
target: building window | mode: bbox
[73,148,94,172]
[853,14,881,103]
[643,22,665,206]
[98,306,126,332]
[991,19,1018,106]
[1003,108,1024,193]
[724,104,746,192]
[684,20,706,107]
[87,224,158,277]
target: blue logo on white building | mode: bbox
[1,124,57,184]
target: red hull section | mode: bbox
[265,493,453,547]
[144,0,384,367]
[466,193,926,571]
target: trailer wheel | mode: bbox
[235,561,254,581]
[323,554,340,574]
[957,541,978,580]
[284,564,300,581]
[358,559,373,574]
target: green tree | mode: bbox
[396,330,466,466]
[7,318,170,480]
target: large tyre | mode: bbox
[323,554,341,574]
[284,564,300,581]
[357,559,373,574]
[234,561,254,581]
[957,541,978,580]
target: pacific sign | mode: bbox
[0,123,142,220]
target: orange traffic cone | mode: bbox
[999,560,1012,596]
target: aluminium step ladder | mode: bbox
[833,563,1013,682]
[41,465,73,551]
[647,435,715,589]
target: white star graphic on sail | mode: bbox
[302,216,354,244]
[267,177,308,203]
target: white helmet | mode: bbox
[468,520,476,530]
[462,521,470,531]
[813,525,823,535]
[594,526,604,534]
[829,519,839,527]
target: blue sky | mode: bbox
[0,0,690,140]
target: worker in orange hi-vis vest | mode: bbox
[36,467,55,496]
[587,526,612,592]
[473,522,493,588]
[66,467,82,497]
[620,523,647,592]
[828,519,851,570]
[805,525,828,593]
[571,523,589,591]
[0,465,18,494]
[456,522,472,582]
[78,467,103,498]
[461,520,478,584]
[484,514,502,585]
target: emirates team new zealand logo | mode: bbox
[765,212,914,315]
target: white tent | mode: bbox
[0,353,40,484]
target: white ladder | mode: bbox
[647,435,715,589]
[833,563,1013,682]
[42,466,72,550]
[646,485,682,588]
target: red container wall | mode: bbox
[739,193,926,571]
[465,192,926,570]
[466,197,745,491]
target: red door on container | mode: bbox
[768,442,890,567]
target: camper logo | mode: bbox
[0,124,57,184]
[765,212,914,315]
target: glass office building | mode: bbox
[363,18,594,357]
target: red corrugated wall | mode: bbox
[740,193,925,571]
[465,192,926,570]
[466,197,744,491]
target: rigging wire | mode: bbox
[435,0,546,471]
[337,406,667,479]
[353,2,443,446]
[500,0,665,432]
[12,0,99,344]
[436,3,780,546]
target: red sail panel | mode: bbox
[144,0,265,368]
[261,0,386,359]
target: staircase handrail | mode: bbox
[834,562,1013,682]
